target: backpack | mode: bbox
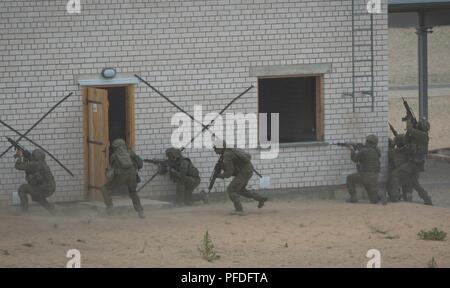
[113,146,134,169]
[233,148,252,161]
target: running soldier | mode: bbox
[102,138,145,218]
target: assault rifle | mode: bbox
[208,153,224,194]
[388,122,399,137]
[401,97,418,128]
[144,158,177,174]
[6,137,32,160]
[332,142,364,151]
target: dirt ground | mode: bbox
[1,190,450,268]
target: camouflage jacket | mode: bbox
[351,145,380,173]
[222,148,253,178]
[169,157,200,182]
[405,127,429,163]
[15,157,55,188]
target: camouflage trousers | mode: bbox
[170,171,201,205]
[347,172,383,203]
[390,161,431,204]
[102,170,143,212]
[227,170,265,212]
[18,183,55,212]
[386,172,411,202]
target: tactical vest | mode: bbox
[357,146,380,173]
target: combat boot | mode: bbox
[346,196,358,203]
[424,197,433,206]
[235,210,246,216]
[402,193,413,202]
[257,197,268,208]
[18,191,29,212]
[200,190,209,204]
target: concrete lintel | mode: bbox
[77,73,139,86]
[249,63,332,78]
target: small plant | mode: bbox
[418,228,447,241]
[199,230,220,262]
[427,257,437,268]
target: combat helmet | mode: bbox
[111,138,127,150]
[417,118,430,132]
[365,134,378,146]
[32,149,46,161]
[166,147,182,160]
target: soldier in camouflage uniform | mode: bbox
[213,141,268,215]
[102,138,145,218]
[387,134,411,202]
[390,118,432,205]
[15,149,56,214]
[163,147,207,206]
[346,134,386,205]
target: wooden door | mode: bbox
[87,88,109,201]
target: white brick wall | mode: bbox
[0,0,389,204]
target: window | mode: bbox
[258,76,323,143]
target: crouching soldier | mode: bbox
[163,147,207,206]
[102,139,145,218]
[15,149,56,214]
[213,141,268,215]
[346,134,386,205]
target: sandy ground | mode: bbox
[1,189,450,268]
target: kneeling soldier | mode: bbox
[163,147,207,206]
[15,149,56,214]
[346,135,386,205]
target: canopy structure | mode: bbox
[388,0,450,119]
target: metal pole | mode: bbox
[371,13,374,111]
[416,12,432,119]
[352,0,355,112]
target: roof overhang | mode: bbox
[389,0,450,12]
[388,1,450,27]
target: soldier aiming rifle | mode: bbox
[145,148,207,206]
[337,135,386,205]
[6,137,57,214]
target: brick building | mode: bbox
[0,0,389,204]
